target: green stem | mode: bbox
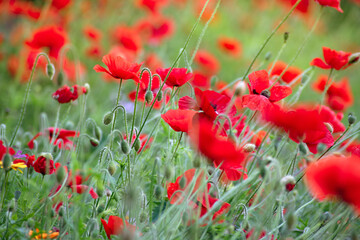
[319,68,334,111]
[110,79,123,149]
[0,171,9,210]
[129,83,140,143]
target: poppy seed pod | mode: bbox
[2,154,12,171]
[103,112,114,125]
[145,90,153,104]
[46,63,55,80]
[121,140,130,154]
[133,138,141,152]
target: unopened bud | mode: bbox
[134,138,141,152]
[97,204,105,214]
[46,63,55,80]
[95,127,102,140]
[260,89,271,98]
[121,140,130,155]
[324,122,333,133]
[154,185,163,200]
[317,143,327,153]
[234,81,247,97]
[57,71,65,86]
[139,211,147,223]
[103,112,113,126]
[2,154,12,171]
[96,184,104,198]
[286,212,296,230]
[348,113,356,125]
[58,206,65,217]
[298,142,308,155]
[56,166,66,183]
[105,189,112,197]
[193,157,201,168]
[89,137,99,147]
[284,32,289,43]
[88,218,99,234]
[84,83,90,94]
[157,91,163,101]
[50,208,56,218]
[243,143,256,153]
[348,53,360,65]
[40,152,53,160]
[280,175,296,192]
[8,199,16,212]
[164,165,174,180]
[145,91,153,104]
[265,52,272,61]
[108,162,117,176]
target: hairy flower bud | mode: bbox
[2,154,12,171]
[348,113,356,125]
[154,185,163,200]
[284,32,289,43]
[243,143,256,153]
[280,175,296,192]
[121,140,130,155]
[133,138,141,152]
[139,211,147,223]
[157,91,163,101]
[58,206,65,217]
[89,137,99,147]
[298,142,308,155]
[108,162,116,176]
[103,112,114,125]
[348,52,360,65]
[164,165,174,180]
[234,81,247,97]
[56,165,66,183]
[84,83,90,94]
[46,63,55,80]
[95,127,102,140]
[179,176,186,188]
[145,90,153,104]
[286,212,296,230]
[96,184,104,198]
[265,52,272,61]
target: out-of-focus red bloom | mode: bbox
[242,70,292,111]
[312,75,353,111]
[136,15,175,45]
[305,155,360,215]
[314,0,343,12]
[156,67,193,87]
[0,140,15,161]
[277,0,310,14]
[51,0,72,10]
[28,128,79,150]
[85,45,102,59]
[190,117,247,181]
[136,0,168,13]
[112,25,142,54]
[194,50,220,75]
[217,36,242,57]
[251,130,267,147]
[262,104,334,153]
[33,156,55,175]
[25,26,67,59]
[101,216,137,240]
[191,71,211,89]
[310,47,352,70]
[83,25,102,42]
[318,105,345,133]
[62,58,86,83]
[161,109,196,133]
[343,140,360,157]
[167,169,231,224]
[52,85,87,104]
[9,0,41,20]
[94,54,142,82]
[269,61,302,84]
[244,228,276,240]
[143,53,163,71]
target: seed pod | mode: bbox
[154,185,163,200]
[46,63,55,80]
[103,112,114,126]
[89,137,99,147]
[56,166,66,183]
[2,154,12,171]
[133,138,141,152]
[145,90,153,104]
[121,140,130,155]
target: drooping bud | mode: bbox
[95,127,102,140]
[89,137,99,147]
[280,175,296,192]
[108,162,117,176]
[286,212,297,230]
[58,206,65,217]
[133,138,141,152]
[260,89,271,98]
[348,52,360,65]
[46,63,55,80]
[96,183,104,198]
[298,142,308,155]
[154,185,163,200]
[145,90,153,104]
[2,154,12,171]
[84,83,90,94]
[103,112,113,126]
[284,32,289,43]
[56,165,66,183]
[121,140,130,155]
[157,91,163,101]
[348,113,356,125]
[324,122,334,133]
[243,143,256,153]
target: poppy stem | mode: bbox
[109,79,123,149]
[170,132,184,164]
[129,83,140,145]
[319,68,334,112]
[10,52,52,147]
[49,105,61,151]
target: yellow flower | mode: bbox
[0,161,27,173]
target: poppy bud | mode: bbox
[97,204,105,214]
[89,137,99,147]
[157,91,163,101]
[280,175,296,192]
[108,162,117,176]
[139,211,147,223]
[58,207,65,217]
[259,160,267,178]
[14,191,21,201]
[95,127,102,140]
[154,185,163,200]
[179,176,186,188]
[46,63,55,80]
[348,53,360,65]
[105,189,112,197]
[317,143,327,153]
[348,113,356,125]
[193,157,201,168]
[40,152,53,160]
[243,143,256,153]
[133,138,141,152]
[265,52,272,61]
[164,165,174,180]
[298,142,308,155]
[324,122,334,133]
[260,89,271,98]
[56,166,66,183]
[103,112,113,126]
[96,184,104,198]
[121,140,130,154]
[145,90,153,104]
[84,83,90,94]
[50,208,56,218]
[234,81,247,97]
[2,154,12,171]
[57,71,65,86]
[286,212,296,230]
[284,32,289,43]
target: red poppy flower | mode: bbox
[244,229,276,240]
[305,155,360,215]
[112,25,142,54]
[83,25,102,42]
[167,169,230,224]
[312,75,353,111]
[277,0,310,14]
[33,156,55,175]
[156,67,193,87]
[52,85,87,104]
[217,36,242,57]
[191,71,211,89]
[161,109,196,133]
[190,117,247,181]
[51,0,72,10]
[136,0,168,13]
[9,1,41,20]
[101,216,136,240]
[262,104,334,154]
[28,128,79,150]
[25,26,67,59]
[0,140,15,161]
[143,53,163,71]
[314,0,343,13]
[269,61,302,84]
[194,50,220,75]
[310,47,352,70]
[242,70,292,112]
[94,54,142,82]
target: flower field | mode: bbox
[0,0,360,239]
